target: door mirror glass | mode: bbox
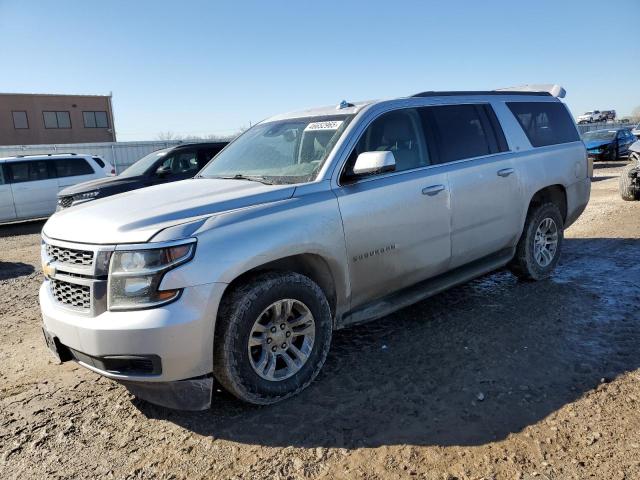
[155,165,171,177]
[352,151,396,176]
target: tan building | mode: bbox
[0,93,116,146]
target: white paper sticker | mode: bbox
[304,120,343,132]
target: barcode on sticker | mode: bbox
[304,121,343,131]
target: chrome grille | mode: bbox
[50,279,91,310]
[58,196,73,209]
[46,244,93,266]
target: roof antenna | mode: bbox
[337,100,354,110]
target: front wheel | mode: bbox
[509,203,564,281]
[213,272,332,405]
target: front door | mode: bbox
[0,165,17,222]
[334,108,451,309]
[8,160,59,218]
[150,149,200,185]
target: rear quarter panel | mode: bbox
[491,100,589,233]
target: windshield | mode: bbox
[119,149,169,177]
[199,115,354,185]
[582,130,616,141]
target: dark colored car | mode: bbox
[57,142,227,209]
[582,128,636,161]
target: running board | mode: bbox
[338,247,515,329]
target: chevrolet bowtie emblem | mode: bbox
[43,262,56,279]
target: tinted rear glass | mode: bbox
[55,158,94,177]
[92,157,105,168]
[507,102,579,147]
[425,104,495,163]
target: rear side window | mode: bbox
[92,157,105,168]
[55,158,95,177]
[423,104,505,164]
[507,102,579,147]
[0,166,6,185]
[8,161,54,183]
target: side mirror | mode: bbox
[155,165,171,177]
[352,151,396,176]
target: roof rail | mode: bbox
[13,152,78,158]
[411,90,552,98]
[494,84,566,98]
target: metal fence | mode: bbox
[0,140,220,173]
[577,121,636,135]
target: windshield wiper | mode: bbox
[201,174,273,185]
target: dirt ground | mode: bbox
[1,161,639,480]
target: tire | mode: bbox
[213,272,332,405]
[509,202,564,281]
[620,163,639,201]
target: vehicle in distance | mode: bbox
[582,128,636,161]
[577,110,603,124]
[620,140,640,201]
[56,142,228,209]
[601,110,616,121]
[39,84,590,410]
[0,153,112,224]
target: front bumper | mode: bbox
[587,150,612,161]
[40,280,226,408]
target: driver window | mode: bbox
[343,108,428,179]
[159,151,199,174]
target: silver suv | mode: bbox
[39,85,590,410]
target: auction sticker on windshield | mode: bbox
[304,120,343,131]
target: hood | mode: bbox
[630,140,640,154]
[584,139,613,150]
[44,178,295,244]
[58,175,144,197]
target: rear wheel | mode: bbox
[213,272,332,405]
[509,202,564,281]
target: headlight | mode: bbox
[108,240,196,311]
[71,190,100,206]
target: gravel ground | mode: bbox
[1,161,639,480]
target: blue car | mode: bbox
[582,128,637,161]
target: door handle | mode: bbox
[422,184,445,196]
[497,168,515,177]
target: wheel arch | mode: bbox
[527,184,568,223]
[218,253,339,321]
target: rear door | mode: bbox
[54,157,100,191]
[423,103,520,268]
[8,160,59,218]
[0,165,17,222]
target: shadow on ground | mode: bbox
[0,261,35,280]
[0,220,45,238]
[136,237,640,448]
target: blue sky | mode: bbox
[1,0,639,141]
